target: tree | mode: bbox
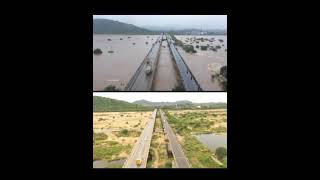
[104,85,120,91]
[200,46,208,50]
[215,147,227,160]
[220,66,227,79]
[120,129,129,136]
[165,161,172,168]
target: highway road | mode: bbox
[125,33,201,91]
[125,35,163,91]
[159,109,191,168]
[123,109,157,168]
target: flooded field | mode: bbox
[175,35,227,91]
[93,35,159,91]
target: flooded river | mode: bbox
[175,35,227,91]
[152,40,179,90]
[93,34,159,91]
[93,34,227,91]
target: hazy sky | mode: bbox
[93,92,227,103]
[93,15,227,29]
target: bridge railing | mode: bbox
[159,109,191,168]
[125,35,163,91]
[166,34,202,91]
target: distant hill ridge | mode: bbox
[132,99,227,109]
[93,18,227,35]
[93,19,156,35]
[93,96,152,112]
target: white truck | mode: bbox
[145,59,152,75]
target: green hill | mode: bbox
[93,96,152,112]
[132,99,227,109]
[93,19,157,35]
[133,99,192,106]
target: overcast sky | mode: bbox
[93,92,227,103]
[93,15,227,30]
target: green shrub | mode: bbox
[119,129,128,136]
[183,45,196,53]
[172,84,185,91]
[93,132,108,141]
[215,147,227,160]
[93,48,103,55]
[200,46,208,50]
[104,85,120,91]
[165,161,172,168]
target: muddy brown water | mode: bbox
[175,35,227,91]
[93,35,159,91]
[152,40,179,91]
[93,34,227,91]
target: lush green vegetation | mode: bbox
[212,126,227,133]
[93,132,108,141]
[183,135,223,168]
[93,141,131,161]
[115,129,141,137]
[165,110,226,134]
[163,110,227,168]
[93,96,152,112]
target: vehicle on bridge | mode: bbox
[136,158,143,166]
[145,59,153,75]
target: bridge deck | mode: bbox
[166,34,202,91]
[123,109,157,168]
[125,35,163,91]
[160,109,191,168]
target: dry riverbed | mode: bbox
[93,111,153,167]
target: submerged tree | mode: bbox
[200,46,208,51]
[93,48,103,55]
[104,85,120,91]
